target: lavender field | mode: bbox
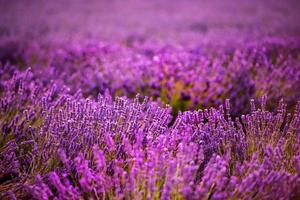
[0,0,300,199]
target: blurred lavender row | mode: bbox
[1,37,299,116]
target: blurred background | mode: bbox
[0,0,300,117]
[1,0,300,45]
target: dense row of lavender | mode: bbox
[0,60,300,199]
